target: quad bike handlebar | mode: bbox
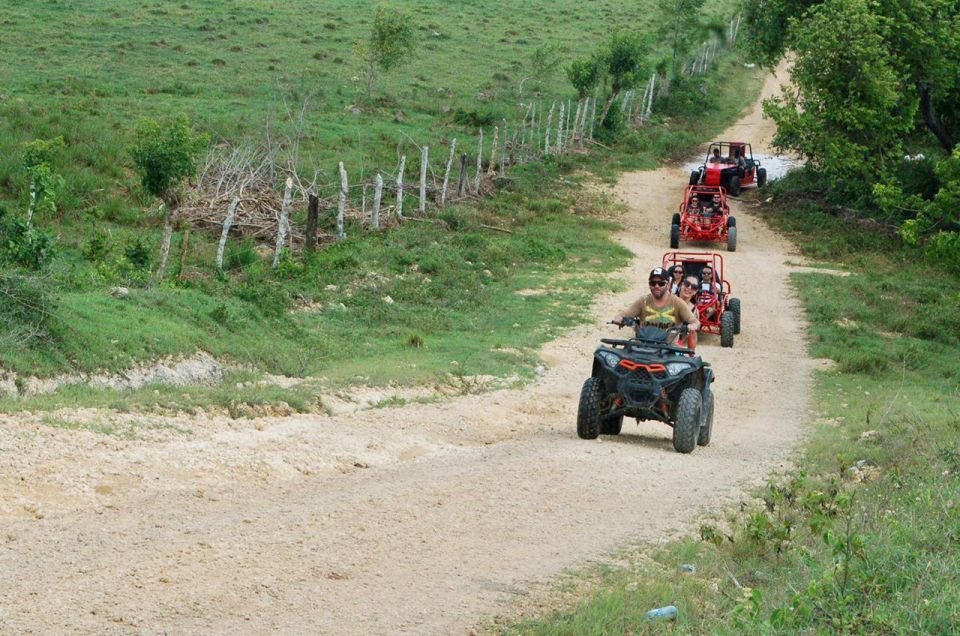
[605,320,693,354]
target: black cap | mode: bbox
[649,267,667,281]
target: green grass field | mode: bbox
[503,174,960,634]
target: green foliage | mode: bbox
[82,231,112,262]
[528,44,563,90]
[123,236,152,270]
[130,114,207,203]
[355,5,417,97]
[21,136,65,170]
[665,0,706,77]
[763,0,914,202]
[0,271,56,348]
[22,137,66,220]
[566,56,603,99]
[0,207,56,269]
[600,31,648,93]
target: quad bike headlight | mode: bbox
[598,351,621,367]
[665,361,692,376]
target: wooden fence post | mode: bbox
[305,194,318,253]
[397,155,406,219]
[177,225,191,280]
[372,172,383,230]
[273,176,294,268]
[544,101,555,155]
[441,139,457,206]
[555,102,564,154]
[216,195,240,270]
[589,96,597,140]
[336,163,347,241]
[487,127,498,177]
[474,128,484,192]
[419,147,428,215]
[156,203,173,280]
[572,100,583,148]
[457,153,468,197]
[564,99,572,150]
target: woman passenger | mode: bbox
[677,274,700,352]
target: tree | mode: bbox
[596,32,649,127]
[566,55,603,99]
[130,114,207,280]
[666,0,706,77]
[763,0,915,201]
[354,5,417,98]
[21,137,65,228]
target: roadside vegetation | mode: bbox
[501,173,960,635]
[0,0,757,413]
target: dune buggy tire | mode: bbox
[729,176,741,197]
[727,226,737,252]
[757,167,767,188]
[728,297,741,334]
[689,170,700,186]
[673,388,702,453]
[670,224,680,249]
[601,414,623,435]
[672,212,681,226]
[577,377,604,440]
[727,216,736,228]
[720,311,735,348]
[697,389,714,446]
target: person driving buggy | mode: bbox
[613,267,700,342]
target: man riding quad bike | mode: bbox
[576,267,714,453]
[577,319,716,453]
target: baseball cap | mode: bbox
[649,267,667,281]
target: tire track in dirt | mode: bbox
[0,66,814,635]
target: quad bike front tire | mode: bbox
[720,311,735,348]
[728,176,741,196]
[670,224,680,249]
[757,167,767,188]
[697,388,714,446]
[601,414,623,435]
[673,387,702,453]
[727,226,737,252]
[728,297,741,334]
[577,377,604,439]
[689,170,700,186]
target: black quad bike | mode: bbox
[577,321,715,453]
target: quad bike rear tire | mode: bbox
[601,414,623,435]
[720,311,735,348]
[697,389,714,446]
[577,377,604,439]
[728,176,741,196]
[672,212,681,226]
[757,167,767,188]
[673,387,702,453]
[689,170,700,186]
[728,297,741,334]
[727,226,737,252]
[670,224,680,249]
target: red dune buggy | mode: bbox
[662,251,741,348]
[670,185,737,252]
[689,141,766,196]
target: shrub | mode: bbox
[124,236,152,270]
[0,208,56,269]
[83,231,112,262]
[0,272,56,346]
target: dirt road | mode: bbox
[0,68,814,635]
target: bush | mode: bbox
[235,278,291,318]
[0,272,56,346]
[452,107,502,128]
[82,231,112,262]
[596,100,625,145]
[0,208,56,270]
[124,236,152,270]
[225,240,260,271]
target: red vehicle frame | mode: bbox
[689,141,767,196]
[662,251,741,348]
[670,185,737,252]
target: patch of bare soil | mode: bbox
[0,65,814,635]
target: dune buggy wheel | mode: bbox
[728,297,741,334]
[727,216,736,228]
[577,377,604,439]
[729,176,741,196]
[689,170,700,186]
[727,226,737,252]
[601,414,623,435]
[672,212,681,226]
[757,167,767,188]
[670,224,680,249]
[673,387,702,453]
[697,389,714,446]
[720,311,735,348]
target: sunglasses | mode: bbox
[673,270,683,276]
[649,280,667,287]
[682,281,698,289]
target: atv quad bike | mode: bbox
[670,184,737,252]
[689,141,766,197]
[662,251,741,347]
[577,321,716,453]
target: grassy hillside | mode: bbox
[0,0,755,404]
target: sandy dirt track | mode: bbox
[0,68,815,635]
